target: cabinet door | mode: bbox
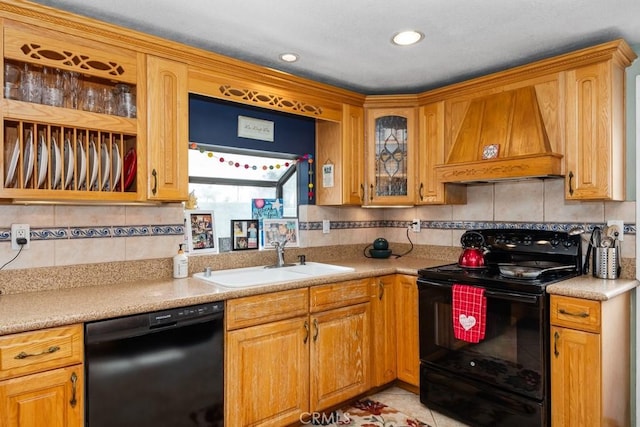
[565,61,625,200]
[310,303,370,411]
[342,104,365,204]
[417,102,466,205]
[370,275,397,386]
[550,325,601,426]
[225,316,309,427]
[316,104,364,206]
[0,365,83,427]
[364,107,416,206]
[146,55,188,201]
[395,274,419,386]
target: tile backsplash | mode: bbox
[0,178,635,271]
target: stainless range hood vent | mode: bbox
[435,86,563,183]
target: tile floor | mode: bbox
[366,386,471,427]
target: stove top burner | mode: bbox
[418,228,583,294]
[418,263,579,294]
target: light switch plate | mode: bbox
[322,219,330,234]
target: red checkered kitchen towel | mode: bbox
[452,284,487,343]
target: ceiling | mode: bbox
[30,0,640,95]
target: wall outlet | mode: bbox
[322,219,330,234]
[411,219,421,233]
[606,219,624,241]
[11,223,30,250]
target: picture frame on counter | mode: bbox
[185,210,218,254]
[231,219,260,251]
[261,218,299,249]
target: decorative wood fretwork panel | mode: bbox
[188,68,343,121]
[219,85,325,116]
[4,20,137,84]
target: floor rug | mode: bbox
[309,398,431,426]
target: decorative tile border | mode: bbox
[0,221,634,243]
[302,220,637,234]
[0,225,185,242]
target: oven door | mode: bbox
[418,278,548,401]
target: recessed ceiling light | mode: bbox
[279,53,299,62]
[392,30,424,46]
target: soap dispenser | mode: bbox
[173,244,189,278]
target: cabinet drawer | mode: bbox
[226,288,309,330]
[550,295,601,333]
[0,324,83,380]
[310,279,370,313]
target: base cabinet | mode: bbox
[310,302,370,410]
[0,324,84,427]
[225,280,370,427]
[0,366,83,427]
[550,294,630,426]
[226,316,309,426]
[370,276,397,386]
[395,274,420,386]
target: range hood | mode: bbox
[435,86,563,183]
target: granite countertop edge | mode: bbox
[1,257,637,336]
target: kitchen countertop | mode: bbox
[546,274,638,300]
[0,257,637,336]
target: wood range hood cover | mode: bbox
[435,86,563,183]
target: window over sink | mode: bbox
[188,145,298,241]
[188,95,316,245]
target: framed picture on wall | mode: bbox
[261,218,299,249]
[231,219,260,251]
[185,210,218,254]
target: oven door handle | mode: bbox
[419,280,540,304]
[483,289,540,304]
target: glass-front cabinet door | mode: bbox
[365,107,416,206]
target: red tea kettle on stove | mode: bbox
[458,231,488,268]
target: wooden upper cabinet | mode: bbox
[316,104,364,205]
[417,102,465,205]
[364,105,417,206]
[145,55,189,201]
[565,51,632,200]
[0,20,142,202]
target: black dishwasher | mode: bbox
[85,302,224,427]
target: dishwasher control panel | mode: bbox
[149,302,224,326]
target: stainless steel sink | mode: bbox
[193,262,355,288]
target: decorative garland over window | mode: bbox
[189,143,315,201]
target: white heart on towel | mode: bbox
[459,314,477,331]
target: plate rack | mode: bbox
[3,121,137,197]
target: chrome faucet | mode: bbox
[272,240,287,267]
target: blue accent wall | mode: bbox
[189,94,315,155]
